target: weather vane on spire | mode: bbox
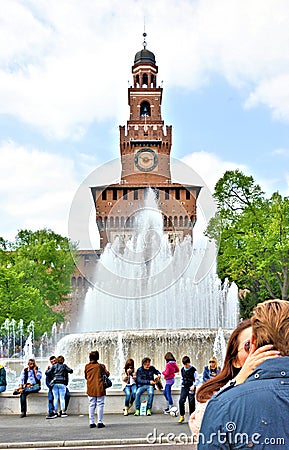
[143,32,147,49]
[143,17,147,49]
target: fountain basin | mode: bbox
[56,328,232,381]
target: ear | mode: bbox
[250,334,257,353]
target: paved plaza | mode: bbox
[0,413,196,448]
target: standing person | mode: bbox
[202,357,220,382]
[84,350,110,428]
[17,358,42,418]
[198,300,288,449]
[121,358,136,416]
[0,364,6,392]
[45,355,71,419]
[178,356,199,424]
[134,357,161,416]
[162,352,179,414]
[45,355,73,418]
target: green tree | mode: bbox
[0,229,77,337]
[206,170,289,317]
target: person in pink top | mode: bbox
[162,352,179,413]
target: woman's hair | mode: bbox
[57,355,64,364]
[124,358,135,373]
[252,299,289,356]
[196,319,252,403]
[209,357,218,365]
[164,352,176,362]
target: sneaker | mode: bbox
[97,423,105,428]
[46,413,58,419]
[134,409,140,416]
[123,407,128,416]
[60,411,68,417]
[20,413,26,418]
[89,423,96,428]
[178,416,185,423]
[163,407,170,414]
[146,409,152,416]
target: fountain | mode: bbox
[57,189,238,383]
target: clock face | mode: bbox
[134,148,158,172]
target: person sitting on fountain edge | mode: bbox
[15,358,42,418]
[0,364,7,393]
[134,357,161,416]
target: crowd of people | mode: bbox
[0,298,288,448]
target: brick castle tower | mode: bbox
[91,34,201,249]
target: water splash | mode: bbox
[78,188,239,332]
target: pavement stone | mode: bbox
[0,413,195,448]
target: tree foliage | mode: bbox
[0,229,77,337]
[206,170,289,317]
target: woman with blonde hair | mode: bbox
[202,356,220,382]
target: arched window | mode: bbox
[184,216,189,227]
[179,216,183,227]
[140,101,151,117]
[174,216,178,227]
[71,276,76,287]
[142,73,148,87]
[110,216,114,227]
[115,216,119,227]
[151,74,155,87]
[136,75,140,87]
[77,276,82,287]
[121,216,125,227]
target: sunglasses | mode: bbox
[209,360,216,364]
[238,339,250,353]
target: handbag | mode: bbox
[99,363,112,389]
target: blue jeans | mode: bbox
[164,381,174,406]
[0,386,6,393]
[48,387,70,414]
[135,384,155,410]
[20,384,41,414]
[52,383,66,412]
[123,384,136,407]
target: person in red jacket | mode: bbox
[162,352,179,413]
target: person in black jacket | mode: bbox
[45,355,73,417]
[178,355,199,423]
[0,364,6,393]
[134,357,161,416]
[45,355,71,419]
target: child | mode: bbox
[162,352,179,414]
[178,355,199,423]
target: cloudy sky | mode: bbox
[1,0,289,246]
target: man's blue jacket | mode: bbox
[136,365,160,387]
[198,357,289,449]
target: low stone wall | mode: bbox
[0,390,183,415]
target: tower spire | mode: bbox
[143,32,147,49]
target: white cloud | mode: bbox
[0,140,82,240]
[272,148,289,157]
[1,0,289,138]
[181,150,247,192]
